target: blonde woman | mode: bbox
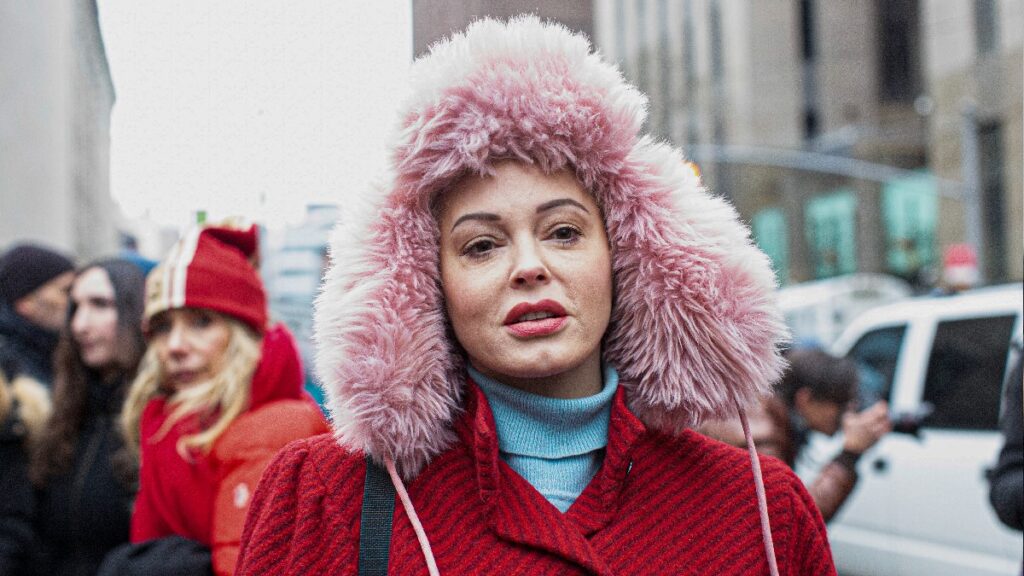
[101,224,328,576]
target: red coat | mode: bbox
[237,383,836,575]
[131,324,329,576]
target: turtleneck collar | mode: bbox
[467,363,619,459]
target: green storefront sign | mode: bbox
[882,171,937,279]
[805,190,857,279]
[752,207,789,282]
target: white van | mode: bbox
[777,273,913,348]
[798,283,1023,575]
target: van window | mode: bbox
[846,325,906,407]
[922,315,1016,430]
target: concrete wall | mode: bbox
[0,0,117,260]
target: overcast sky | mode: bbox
[98,1,412,230]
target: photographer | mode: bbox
[703,347,892,522]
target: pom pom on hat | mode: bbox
[144,223,267,334]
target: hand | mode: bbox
[842,400,892,455]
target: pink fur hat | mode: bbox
[316,15,788,477]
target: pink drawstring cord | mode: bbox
[737,403,780,576]
[384,456,440,576]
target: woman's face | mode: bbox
[438,161,613,390]
[148,308,231,390]
[70,267,119,370]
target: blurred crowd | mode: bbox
[2,222,1022,575]
[2,219,1022,576]
[0,225,328,576]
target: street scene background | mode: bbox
[1,1,1022,575]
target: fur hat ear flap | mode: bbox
[315,194,463,477]
[601,140,788,433]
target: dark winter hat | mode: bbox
[144,223,268,334]
[0,244,75,305]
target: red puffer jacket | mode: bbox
[131,324,329,576]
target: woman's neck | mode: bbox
[472,351,604,399]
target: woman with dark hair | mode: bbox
[28,259,145,576]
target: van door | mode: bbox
[888,313,1022,574]
[818,323,909,575]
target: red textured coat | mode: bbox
[237,383,836,575]
[131,325,329,576]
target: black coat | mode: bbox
[31,377,134,576]
[989,348,1023,531]
[0,307,52,576]
[0,409,34,576]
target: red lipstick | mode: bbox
[504,300,568,338]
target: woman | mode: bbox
[107,224,329,576]
[237,17,835,575]
[28,259,145,576]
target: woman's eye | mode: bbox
[551,225,581,243]
[463,239,496,257]
[191,313,213,329]
[93,297,115,309]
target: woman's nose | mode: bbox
[166,324,188,354]
[510,243,550,288]
[71,308,88,337]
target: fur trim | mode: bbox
[315,16,787,478]
[0,375,52,443]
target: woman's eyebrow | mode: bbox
[536,198,589,214]
[450,198,588,232]
[450,212,500,233]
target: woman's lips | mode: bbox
[506,316,567,338]
[169,370,199,385]
[504,299,568,338]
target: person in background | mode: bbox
[237,16,834,575]
[0,243,74,575]
[99,223,329,576]
[0,244,76,385]
[27,259,145,576]
[934,243,979,295]
[0,363,49,576]
[989,341,1022,567]
[702,347,892,522]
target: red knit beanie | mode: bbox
[144,223,267,334]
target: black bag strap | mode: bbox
[358,455,396,576]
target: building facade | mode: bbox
[594,0,1022,286]
[263,204,339,385]
[0,0,120,260]
[413,0,593,56]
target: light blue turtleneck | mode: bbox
[467,363,619,513]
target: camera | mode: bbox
[888,403,934,437]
